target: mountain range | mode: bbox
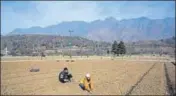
[8,17,175,42]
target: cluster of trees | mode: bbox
[111,41,126,56]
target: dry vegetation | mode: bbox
[1,56,175,95]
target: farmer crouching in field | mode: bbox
[59,67,73,83]
[79,73,93,92]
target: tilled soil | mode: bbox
[164,62,176,95]
[1,59,167,95]
[129,63,166,95]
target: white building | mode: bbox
[1,47,9,56]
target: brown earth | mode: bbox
[0,58,170,95]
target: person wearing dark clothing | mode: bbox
[59,67,73,83]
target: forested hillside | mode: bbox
[1,35,175,56]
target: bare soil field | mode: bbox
[1,57,174,95]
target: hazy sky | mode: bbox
[1,1,175,35]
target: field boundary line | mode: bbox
[163,63,169,95]
[163,63,175,95]
[124,63,156,95]
[1,59,169,63]
[1,60,54,62]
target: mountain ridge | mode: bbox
[8,17,175,42]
